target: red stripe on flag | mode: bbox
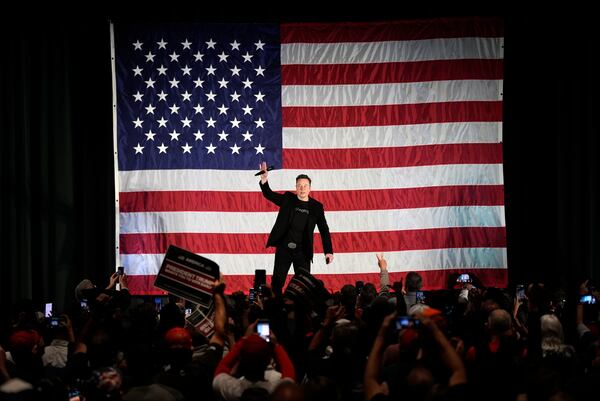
[127,267,508,295]
[281,59,504,85]
[282,101,503,127]
[280,18,504,43]
[119,185,505,213]
[120,227,506,254]
[283,143,503,169]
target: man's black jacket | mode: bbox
[260,181,333,262]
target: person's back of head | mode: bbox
[359,283,377,307]
[270,382,303,401]
[241,387,270,401]
[302,376,339,401]
[405,272,423,292]
[403,366,434,401]
[238,334,273,382]
[488,309,512,336]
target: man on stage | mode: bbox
[258,161,334,295]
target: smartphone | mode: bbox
[117,266,124,275]
[249,288,256,303]
[49,317,62,327]
[457,274,471,283]
[184,308,192,318]
[254,269,267,289]
[516,284,526,301]
[395,316,420,330]
[356,280,364,294]
[257,319,270,342]
[45,302,53,318]
[580,295,596,305]
[154,297,163,312]
[80,300,89,312]
[416,291,425,303]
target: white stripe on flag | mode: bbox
[281,80,503,107]
[281,37,504,65]
[119,164,504,192]
[119,206,506,234]
[282,122,502,149]
[122,247,508,275]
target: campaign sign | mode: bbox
[154,245,220,307]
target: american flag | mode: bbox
[112,18,506,295]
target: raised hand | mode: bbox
[259,161,269,183]
[376,253,387,271]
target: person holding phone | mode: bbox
[257,161,334,296]
[213,321,296,400]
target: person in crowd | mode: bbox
[213,323,295,401]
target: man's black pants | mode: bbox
[271,245,310,296]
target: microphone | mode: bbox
[255,165,275,176]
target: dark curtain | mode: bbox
[0,20,115,312]
[1,14,599,312]
[503,16,600,290]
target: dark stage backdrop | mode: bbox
[1,14,599,311]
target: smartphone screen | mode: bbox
[416,291,425,303]
[249,288,256,303]
[397,315,419,330]
[516,285,526,301]
[154,297,163,312]
[45,303,53,318]
[580,295,596,305]
[257,320,270,342]
[457,274,470,283]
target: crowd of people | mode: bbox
[1,256,599,401]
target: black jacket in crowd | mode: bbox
[259,180,333,262]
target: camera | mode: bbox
[580,295,596,305]
[256,319,270,342]
[395,316,420,330]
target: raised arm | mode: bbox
[210,277,227,346]
[376,253,391,294]
[364,312,396,400]
[258,162,285,206]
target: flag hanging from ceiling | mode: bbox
[112,17,506,295]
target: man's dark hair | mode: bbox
[405,272,423,292]
[296,174,312,185]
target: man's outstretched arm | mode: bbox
[317,208,334,263]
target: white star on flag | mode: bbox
[254,143,265,154]
[205,143,216,154]
[181,143,193,153]
[169,130,181,141]
[134,143,144,154]
[230,143,241,154]
[157,143,168,153]
[133,117,143,128]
